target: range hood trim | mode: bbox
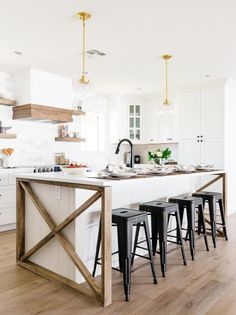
[12,104,74,124]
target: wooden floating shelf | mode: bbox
[12,104,73,124]
[0,97,16,106]
[0,133,17,139]
[55,137,86,142]
[72,110,86,116]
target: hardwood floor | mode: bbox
[1,214,236,315]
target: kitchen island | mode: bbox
[16,170,226,307]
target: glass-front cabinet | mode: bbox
[129,104,141,141]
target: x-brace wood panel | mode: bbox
[16,179,112,307]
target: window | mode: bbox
[80,113,105,152]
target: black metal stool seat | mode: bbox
[192,191,228,247]
[169,196,209,260]
[92,208,157,302]
[136,201,187,277]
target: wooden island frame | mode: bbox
[16,171,226,307]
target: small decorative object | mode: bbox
[2,147,14,168]
[148,148,172,165]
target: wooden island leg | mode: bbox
[16,180,25,261]
[101,186,112,307]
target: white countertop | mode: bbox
[0,167,35,173]
[16,170,225,187]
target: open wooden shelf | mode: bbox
[55,137,85,142]
[0,133,17,139]
[0,97,16,106]
[72,110,86,116]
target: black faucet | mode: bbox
[115,138,133,168]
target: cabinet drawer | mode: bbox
[0,206,15,225]
[0,174,9,186]
[9,173,18,185]
[0,187,15,206]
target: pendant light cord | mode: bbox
[165,58,168,101]
[82,17,86,79]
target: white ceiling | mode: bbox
[0,0,235,95]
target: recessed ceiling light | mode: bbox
[204,74,210,78]
[13,51,23,56]
[137,88,142,90]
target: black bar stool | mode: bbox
[92,208,157,302]
[192,191,228,247]
[135,201,187,277]
[169,196,209,260]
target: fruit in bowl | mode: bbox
[62,162,89,175]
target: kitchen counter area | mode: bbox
[15,169,226,306]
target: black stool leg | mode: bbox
[143,218,157,284]
[187,204,195,260]
[157,212,168,277]
[151,213,159,256]
[176,210,187,266]
[218,199,228,241]
[208,198,217,248]
[198,203,209,251]
[117,221,133,301]
[178,206,185,244]
[198,200,206,235]
[131,223,141,266]
[92,221,101,277]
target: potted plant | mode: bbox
[148,148,172,165]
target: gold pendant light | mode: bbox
[76,12,91,84]
[162,54,172,106]
[73,11,96,111]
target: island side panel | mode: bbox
[25,182,76,281]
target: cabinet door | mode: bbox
[201,87,223,138]
[156,114,175,142]
[141,103,155,144]
[179,139,201,165]
[201,137,223,168]
[180,91,201,139]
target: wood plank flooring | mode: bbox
[1,214,236,315]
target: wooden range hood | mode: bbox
[12,104,85,123]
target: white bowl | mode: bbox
[61,167,88,176]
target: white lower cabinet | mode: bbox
[0,206,15,225]
[0,169,34,231]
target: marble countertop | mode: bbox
[16,169,225,187]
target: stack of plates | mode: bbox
[195,164,214,171]
[109,172,135,179]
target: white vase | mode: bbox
[3,155,13,168]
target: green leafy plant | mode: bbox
[148,148,172,164]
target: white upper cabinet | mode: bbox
[156,112,178,143]
[180,91,201,139]
[108,95,179,144]
[201,87,223,138]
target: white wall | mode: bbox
[224,79,236,215]
[0,69,130,169]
